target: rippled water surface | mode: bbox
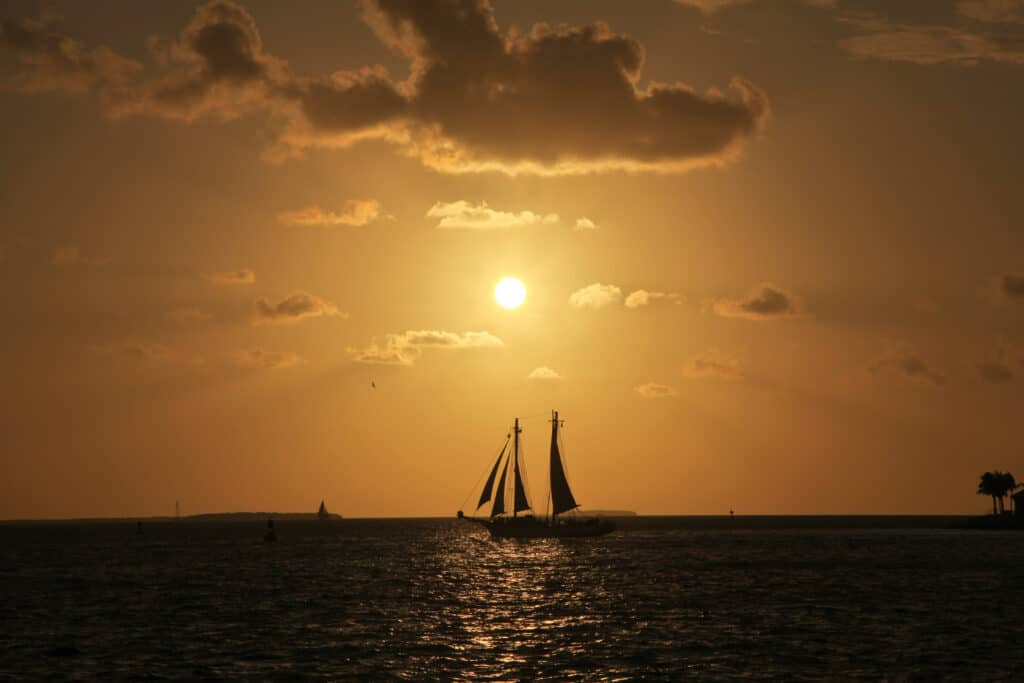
[2,517,1023,680]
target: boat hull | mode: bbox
[485,516,616,539]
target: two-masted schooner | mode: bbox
[457,411,615,538]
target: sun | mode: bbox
[494,277,526,309]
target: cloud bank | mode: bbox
[1,0,771,175]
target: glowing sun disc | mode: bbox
[494,277,526,309]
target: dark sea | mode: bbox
[2,516,1023,681]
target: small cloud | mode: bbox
[167,307,212,324]
[634,382,678,399]
[351,329,503,366]
[426,201,558,230]
[234,348,305,369]
[253,291,346,325]
[569,283,622,310]
[625,290,681,309]
[51,245,110,266]
[683,349,743,379]
[528,366,562,381]
[712,283,799,320]
[277,199,388,227]
[574,217,597,231]
[205,268,255,285]
[869,352,945,386]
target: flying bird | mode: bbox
[371,381,376,389]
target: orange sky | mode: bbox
[2,0,1023,519]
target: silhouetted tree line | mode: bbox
[977,471,1019,516]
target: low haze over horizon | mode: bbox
[2,0,1024,520]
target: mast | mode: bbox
[513,417,520,518]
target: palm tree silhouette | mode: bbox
[978,471,1000,516]
[1000,471,1017,515]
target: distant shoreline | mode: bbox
[0,513,982,529]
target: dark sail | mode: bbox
[477,441,508,509]
[549,412,579,515]
[513,448,531,513]
[491,454,510,517]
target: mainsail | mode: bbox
[490,454,510,518]
[477,440,509,510]
[549,411,579,515]
[513,449,532,513]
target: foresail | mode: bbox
[477,440,508,510]
[491,454,510,517]
[550,418,579,515]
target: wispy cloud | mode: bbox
[51,245,110,267]
[712,284,799,320]
[634,382,678,399]
[574,217,597,231]
[233,348,305,369]
[869,352,946,386]
[569,283,622,310]
[683,349,743,379]
[528,366,562,381]
[426,201,558,230]
[277,199,387,227]
[673,0,834,14]
[351,330,503,366]
[205,268,255,285]
[167,307,212,324]
[253,291,345,325]
[93,341,204,367]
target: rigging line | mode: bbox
[458,434,511,513]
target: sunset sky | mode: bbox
[2,0,1024,519]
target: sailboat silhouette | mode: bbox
[458,411,615,538]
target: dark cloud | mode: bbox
[978,360,1014,383]
[1000,272,1024,298]
[712,284,799,320]
[870,353,946,386]
[253,291,345,325]
[2,0,770,175]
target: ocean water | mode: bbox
[1,517,1023,680]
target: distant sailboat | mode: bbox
[317,500,329,521]
[458,411,615,538]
